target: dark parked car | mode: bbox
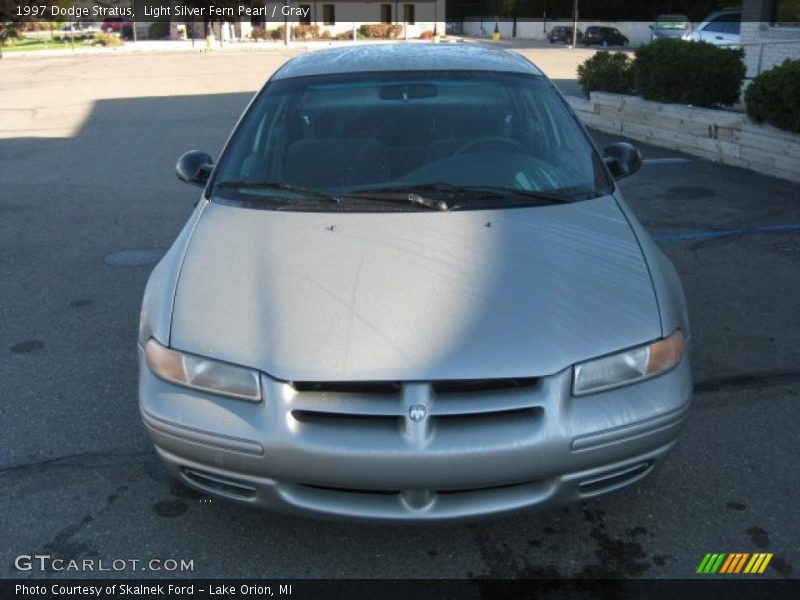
[582,26,629,47]
[102,17,135,39]
[102,18,125,33]
[548,25,583,44]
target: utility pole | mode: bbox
[512,0,517,38]
[284,1,290,46]
[543,0,547,34]
[572,0,578,46]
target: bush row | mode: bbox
[249,24,418,41]
[577,38,745,108]
[745,59,800,133]
[358,24,404,39]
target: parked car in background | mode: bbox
[650,14,690,40]
[62,21,101,39]
[120,21,135,40]
[139,44,692,521]
[101,18,128,33]
[548,25,583,44]
[582,26,629,47]
[682,9,741,46]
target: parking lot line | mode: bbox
[653,223,800,242]
[643,158,695,165]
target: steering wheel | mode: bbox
[455,136,527,156]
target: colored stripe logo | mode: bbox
[697,553,773,574]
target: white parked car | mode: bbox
[682,9,741,46]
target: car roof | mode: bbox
[272,44,543,81]
[705,8,742,17]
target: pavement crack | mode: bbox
[0,449,156,477]
[694,370,800,394]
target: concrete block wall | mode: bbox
[740,21,800,77]
[568,92,800,183]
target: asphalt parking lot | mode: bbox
[1,48,798,580]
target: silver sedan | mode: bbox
[138,44,691,521]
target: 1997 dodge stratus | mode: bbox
[138,44,691,521]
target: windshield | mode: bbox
[211,70,612,211]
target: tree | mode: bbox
[0,0,27,46]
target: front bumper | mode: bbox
[139,356,691,522]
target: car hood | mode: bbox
[170,196,660,381]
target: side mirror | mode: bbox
[603,142,642,180]
[176,150,213,187]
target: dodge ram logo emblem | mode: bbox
[409,405,427,422]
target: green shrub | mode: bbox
[577,51,634,95]
[148,21,169,40]
[745,59,800,133]
[633,38,745,107]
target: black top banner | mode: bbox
[2,1,799,24]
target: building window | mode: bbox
[404,4,415,25]
[298,4,311,25]
[322,4,335,25]
[381,4,392,24]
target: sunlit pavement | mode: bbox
[1,51,798,579]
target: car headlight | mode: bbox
[572,330,685,396]
[144,338,262,402]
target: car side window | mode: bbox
[703,17,726,33]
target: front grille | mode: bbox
[291,410,401,431]
[290,381,401,394]
[432,377,539,394]
[434,406,543,429]
[286,377,545,440]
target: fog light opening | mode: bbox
[578,461,653,495]
[182,468,257,500]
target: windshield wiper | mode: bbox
[215,181,340,203]
[462,186,577,204]
[343,188,453,211]
[348,183,580,208]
